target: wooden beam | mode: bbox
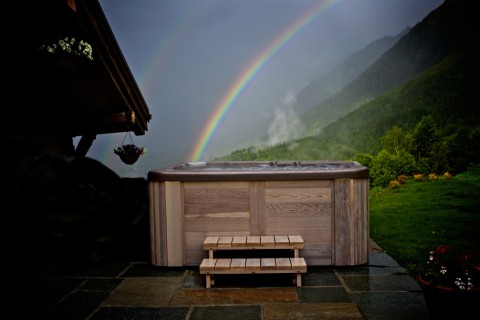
[75,111,135,126]
[67,111,141,136]
[75,134,96,157]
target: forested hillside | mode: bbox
[216,0,479,183]
[291,28,407,117]
[302,0,476,133]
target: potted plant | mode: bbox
[417,244,480,318]
[417,244,480,291]
[114,144,147,165]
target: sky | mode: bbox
[89,0,444,178]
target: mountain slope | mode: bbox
[292,28,408,116]
[303,0,476,133]
[216,0,479,168]
[313,41,479,156]
[218,40,479,164]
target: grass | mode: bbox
[369,168,480,276]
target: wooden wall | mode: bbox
[149,178,368,266]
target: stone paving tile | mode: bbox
[27,276,86,318]
[45,291,111,320]
[79,278,123,291]
[12,237,431,320]
[263,302,365,320]
[190,305,262,320]
[170,287,298,305]
[297,287,353,303]
[351,292,429,320]
[182,268,204,288]
[90,306,190,320]
[101,277,183,306]
[49,261,130,277]
[341,274,421,292]
[123,263,187,277]
[302,267,341,286]
[335,265,408,276]
[368,252,401,267]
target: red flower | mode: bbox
[421,245,479,291]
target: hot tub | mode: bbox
[148,161,369,266]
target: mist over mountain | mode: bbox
[293,27,409,117]
[256,27,408,148]
[218,0,479,170]
[300,0,476,134]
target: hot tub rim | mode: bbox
[147,160,369,182]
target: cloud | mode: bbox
[265,92,306,146]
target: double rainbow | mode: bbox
[189,0,338,161]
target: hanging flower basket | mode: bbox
[114,144,146,165]
[119,152,139,165]
[114,132,147,165]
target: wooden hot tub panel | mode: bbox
[148,161,369,267]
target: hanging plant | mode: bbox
[114,132,147,165]
[38,37,94,75]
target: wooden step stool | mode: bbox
[199,235,307,288]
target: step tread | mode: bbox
[203,235,304,250]
[200,257,307,273]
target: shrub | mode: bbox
[443,172,452,180]
[353,153,374,168]
[389,180,402,189]
[397,175,408,184]
[428,173,439,181]
[369,150,417,187]
[414,174,424,181]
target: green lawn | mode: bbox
[369,169,480,275]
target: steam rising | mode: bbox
[265,92,306,146]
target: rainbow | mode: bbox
[189,0,338,161]
[93,3,206,166]
[139,3,204,96]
